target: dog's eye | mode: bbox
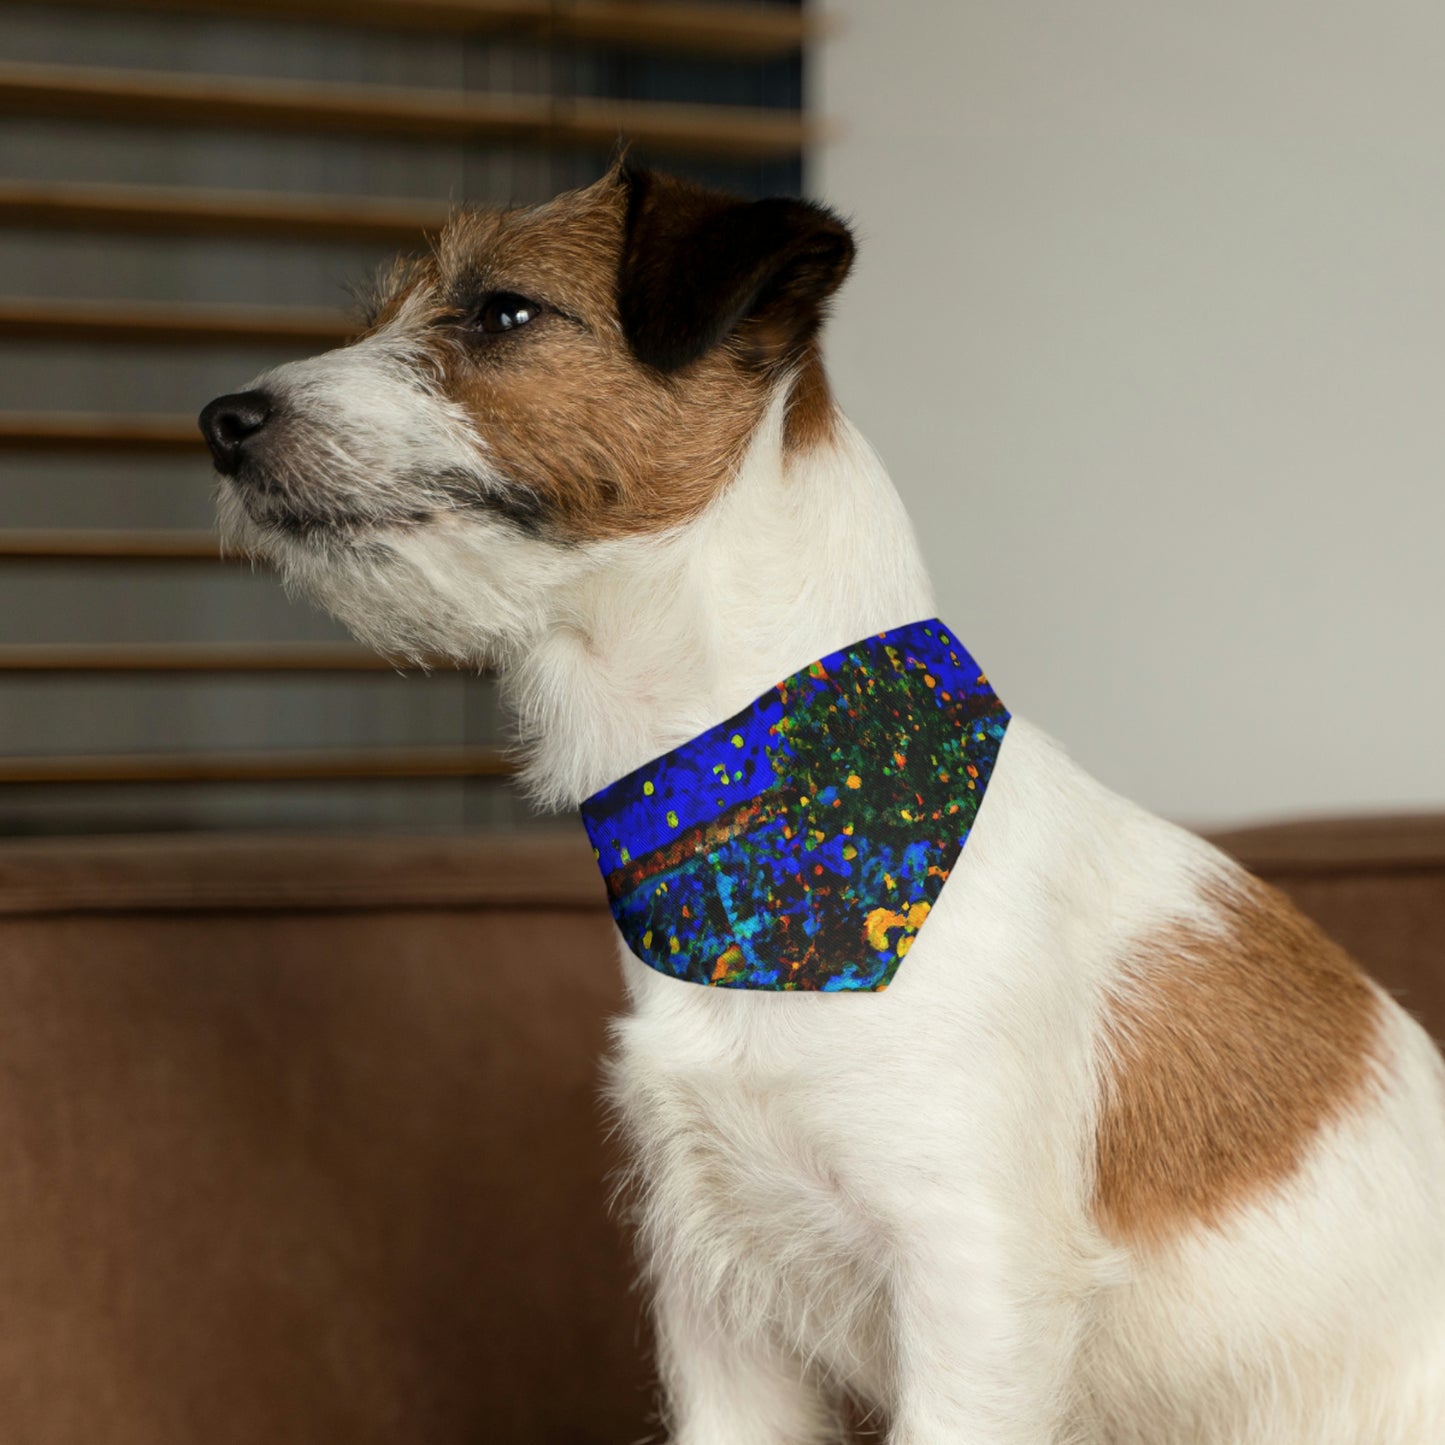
[473,292,542,335]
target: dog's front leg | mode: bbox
[885,1211,1087,1445]
[654,1274,842,1445]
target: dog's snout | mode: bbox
[199,390,273,475]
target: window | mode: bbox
[0,0,811,834]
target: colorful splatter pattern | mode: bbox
[580,621,1009,991]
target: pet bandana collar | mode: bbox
[580,621,1009,992]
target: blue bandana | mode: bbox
[580,621,1009,991]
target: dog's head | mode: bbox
[199,166,854,662]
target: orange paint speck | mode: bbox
[712,944,744,981]
[864,906,907,951]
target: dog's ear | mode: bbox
[618,166,855,375]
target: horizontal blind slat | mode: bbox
[0,747,514,784]
[0,298,353,347]
[0,181,449,244]
[19,0,815,58]
[0,530,229,561]
[0,644,455,673]
[0,61,818,161]
[0,412,201,451]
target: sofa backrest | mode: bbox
[0,830,647,1445]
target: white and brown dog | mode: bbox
[201,166,1445,1443]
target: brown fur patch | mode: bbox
[363,170,846,541]
[1094,872,1382,1247]
[377,178,768,541]
[783,342,840,453]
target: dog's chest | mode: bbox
[611,991,894,1385]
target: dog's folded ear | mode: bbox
[618,166,855,376]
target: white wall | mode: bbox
[813,1,1445,828]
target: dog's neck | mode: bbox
[505,390,937,810]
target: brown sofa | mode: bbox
[0,818,1439,1443]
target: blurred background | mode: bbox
[817,1,1445,828]
[2,1,1440,840]
[0,3,1440,1443]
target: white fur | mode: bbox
[221,352,1445,1443]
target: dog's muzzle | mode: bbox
[199,390,274,476]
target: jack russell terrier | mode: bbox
[200,164,1445,1444]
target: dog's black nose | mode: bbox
[199,390,273,475]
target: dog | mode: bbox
[200,164,1445,1443]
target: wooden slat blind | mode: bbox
[0,0,813,827]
